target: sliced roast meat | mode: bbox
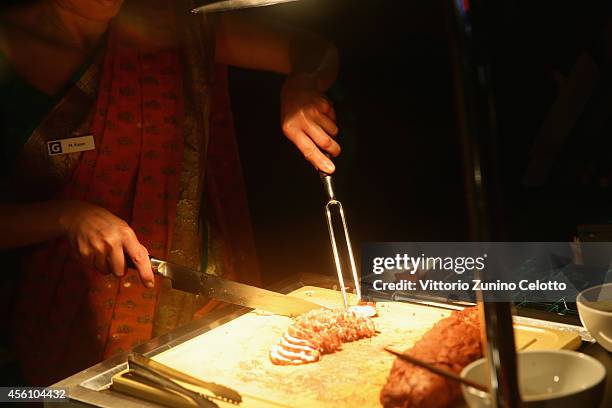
[269,308,377,365]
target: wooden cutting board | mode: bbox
[112,286,580,407]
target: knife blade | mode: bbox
[191,0,300,14]
[141,257,323,317]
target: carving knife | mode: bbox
[128,257,323,317]
[191,0,301,14]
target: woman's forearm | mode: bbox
[287,30,338,91]
[0,200,72,249]
[213,14,338,90]
[212,13,340,173]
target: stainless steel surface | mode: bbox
[53,308,249,407]
[125,355,219,408]
[127,353,241,404]
[49,278,304,408]
[48,275,599,408]
[367,287,475,311]
[191,0,301,14]
[321,175,335,200]
[320,173,361,309]
[481,302,523,408]
[450,0,523,403]
[152,257,323,317]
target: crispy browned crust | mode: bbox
[379,307,482,408]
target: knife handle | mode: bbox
[125,255,148,270]
[125,255,162,273]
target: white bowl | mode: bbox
[461,350,606,408]
[577,282,612,352]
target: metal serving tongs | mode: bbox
[320,164,361,309]
[125,353,242,407]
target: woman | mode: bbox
[0,0,340,385]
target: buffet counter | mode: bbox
[47,274,611,408]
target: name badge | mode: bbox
[47,135,96,156]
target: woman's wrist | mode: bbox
[288,31,338,92]
[282,73,318,93]
[0,200,84,249]
[56,200,79,236]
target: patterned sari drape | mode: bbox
[7,0,260,385]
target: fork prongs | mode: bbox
[324,199,361,309]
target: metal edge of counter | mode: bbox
[46,273,606,407]
[47,276,307,407]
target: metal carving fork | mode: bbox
[320,167,361,308]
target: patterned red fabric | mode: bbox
[207,64,261,286]
[192,64,262,319]
[13,24,184,385]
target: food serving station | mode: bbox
[46,273,610,408]
[46,0,612,407]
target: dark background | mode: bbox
[229,0,612,285]
[230,0,466,285]
[2,0,612,385]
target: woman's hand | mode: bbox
[0,200,153,286]
[210,14,340,171]
[281,74,340,173]
[59,201,155,287]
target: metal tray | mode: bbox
[47,273,598,408]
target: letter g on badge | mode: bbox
[47,141,63,155]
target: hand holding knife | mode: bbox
[127,256,323,317]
